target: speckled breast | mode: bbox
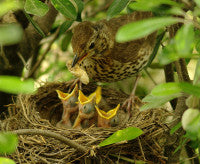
[79,55,149,82]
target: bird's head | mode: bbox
[71,21,114,67]
[95,104,120,128]
[56,84,78,108]
[78,86,102,114]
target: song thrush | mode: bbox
[70,11,157,112]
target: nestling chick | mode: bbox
[95,104,121,128]
[73,87,101,129]
[56,84,79,128]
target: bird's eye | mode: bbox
[89,42,95,49]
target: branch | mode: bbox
[26,27,60,79]
[19,1,58,61]
[179,58,190,82]
[164,96,187,163]
[0,1,58,109]
[12,129,88,154]
[164,23,191,163]
[164,63,177,109]
[86,0,112,18]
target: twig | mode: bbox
[11,129,89,154]
[164,63,175,83]
[190,19,200,30]
[87,0,112,18]
[174,60,184,82]
[179,58,190,82]
[18,95,39,127]
[149,63,163,69]
[68,150,89,163]
[33,153,50,164]
[110,154,136,163]
[42,148,68,157]
[138,137,146,161]
[26,27,60,79]
[144,69,157,85]
[164,63,177,109]
[185,144,200,164]
[0,45,12,69]
[174,59,190,82]
[17,52,29,70]
[164,23,190,163]
[16,148,22,164]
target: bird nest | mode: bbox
[1,81,171,163]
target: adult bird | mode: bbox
[70,11,157,114]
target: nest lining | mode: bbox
[1,81,171,163]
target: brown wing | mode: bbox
[110,40,143,63]
[110,32,157,63]
[103,11,156,63]
[104,11,153,35]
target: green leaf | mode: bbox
[173,137,188,154]
[164,6,184,16]
[141,94,180,110]
[175,23,194,55]
[116,17,179,42]
[179,83,200,98]
[145,31,165,68]
[0,76,35,94]
[0,157,15,164]
[0,24,23,45]
[74,0,84,13]
[73,0,84,21]
[130,2,184,17]
[170,122,182,135]
[152,82,200,98]
[193,59,200,85]
[0,133,18,155]
[129,0,182,12]
[186,95,200,109]
[51,0,77,20]
[188,139,200,149]
[194,29,200,52]
[141,82,200,110]
[24,0,49,17]
[195,39,200,53]
[99,127,143,147]
[0,0,22,17]
[158,40,179,65]
[61,31,73,51]
[159,51,180,65]
[194,0,200,7]
[59,20,73,35]
[182,108,200,140]
[24,12,46,37]
[158,38,195,65]
[151,82,182,96]
[107,0,130,19]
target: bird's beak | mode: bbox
[95,104,120,120]
[71,53,80,67]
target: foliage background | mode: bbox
[1,0,200,163]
